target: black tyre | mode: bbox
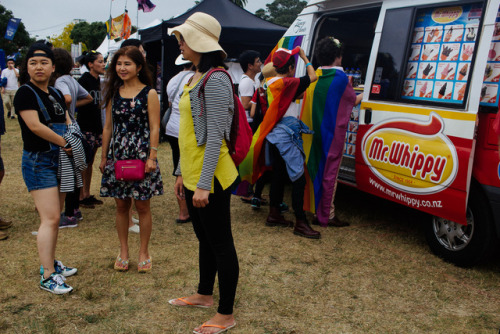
[425,183,495,267]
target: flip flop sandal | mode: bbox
[193,322,236,334]
[168,297,210,308]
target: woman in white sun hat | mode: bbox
[168,12,239,334]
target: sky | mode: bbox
[1,0,271,40]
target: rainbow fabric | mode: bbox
[239,77,301,184]
[301,68,356,226]
[264,36,304,64]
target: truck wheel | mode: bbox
[425,184,495,267]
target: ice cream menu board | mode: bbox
[481,6,500,107]
[401,4,482,104]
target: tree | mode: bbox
[255,0,307,27]
[0,4,34,56]
[195,0,247,7]
[70,21,107,50]
[49,22,75,51]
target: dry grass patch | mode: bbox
[0,119,499,333]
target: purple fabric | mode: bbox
[138,0,156,12]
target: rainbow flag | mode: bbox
[264,36,304,64]
[239,77,301,184]
[301,68,356,226]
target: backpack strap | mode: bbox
[22,84,52,123]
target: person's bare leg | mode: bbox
[177,197,190,220]
[115,198,132,260]
[32,187,60,278]
[135,199,151,263]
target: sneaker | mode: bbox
[128,224,140,233]
[59,214,78,229]
[0,217,13,229]
[131,216,139,224]
[280,202,289,213]
[251,197,261,209]
[40,260,78,277]
[73,209,83,221]
[87,195,103,205]
[79,198,95,209]
[40,273,73,295]
[0,230,8,240]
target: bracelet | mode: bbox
[148,158,157,162]
[306,62,312,67]
[150,147,158,151]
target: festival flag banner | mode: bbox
[264,36,304,64]
[301,68,356,225]
[4,18,21,41]
[138,0,156,12]
[106,12,132,40]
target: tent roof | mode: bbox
[139,0,286,43]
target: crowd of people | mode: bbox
[0,12,362,334]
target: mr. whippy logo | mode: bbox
[361,112,458,194]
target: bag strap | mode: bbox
[197,68,235,116]
[22,84,52,123]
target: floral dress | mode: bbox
[100,86,163,200]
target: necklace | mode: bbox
[130,97,136,108]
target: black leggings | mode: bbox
[166,135,180,177]
[65,187,81,217]
[184,180,239,315]
[269,143,306,220]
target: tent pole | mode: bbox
[107,0,113,55]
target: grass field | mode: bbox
[0,118,499,334]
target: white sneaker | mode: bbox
[131,217,139,224]
[128,224,140,233]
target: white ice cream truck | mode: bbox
[282,0,500,266]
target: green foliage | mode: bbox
[70,21,107,51]
[49,23,75,51]
[255,0,307,27]
[0,4,34,57]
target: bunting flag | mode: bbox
[264,36,304,64]
[301,68,356,226]
[238,76,301,184]
[4,18,21,41]
[106,12,132,40]
[138,0,156,12]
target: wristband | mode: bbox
[148,158,157,162]
[150,147,158,151]
[306,62,312,67]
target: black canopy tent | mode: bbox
[138,0,286,112]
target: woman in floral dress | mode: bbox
[99,46,163,273]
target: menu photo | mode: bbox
[481,83,498,104]
[421,44,440,61]
[443,24,464,42]
[424,26,443,43]
[412,27,425,44]
[433,81,452,100]
[439,43,460,61]
[453,82,467,101]
[402,80,416,97]
[457,62,470,81]
[484,63,500,82]
[464,24,479,42]
[416,80,434,98]
[418,62,436,79]
[460,42,475,61]
[488,42,500,61]
[493,22,500,41]
[437,62,457,80]
[406,62,418,78]
[409,44,422,61]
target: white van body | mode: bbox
[279,0,500,265]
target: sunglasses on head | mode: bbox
[48,95,65,116]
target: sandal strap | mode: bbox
[201,323,226,329]
[178,297,195,306]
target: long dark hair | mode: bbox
[79,50,101,70]
[197,51,227,73]
[50,48,73,85]
[103,46,153,107]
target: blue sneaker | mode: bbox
[59,214,78,229]
[73,209,83,221]
[40,273,73,294]
[40,260,78,277]
[280,202,289,213]
[251,197,261,209]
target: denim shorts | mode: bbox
[22,150,59,191]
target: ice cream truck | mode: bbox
[284,0,500,266]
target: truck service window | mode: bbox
[400,3,483,106]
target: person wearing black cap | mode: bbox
[14,43,77,294]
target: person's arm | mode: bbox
[299,47,317,83]
[241,96,252,110]
[63,94,72,110]
[99,102,113,173]
[19,109,67,147]
[76,94,93,108]
[355,92,363,105]
[146,89,160,173]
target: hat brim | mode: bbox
[175,54,192,65]
[168,24,227,59]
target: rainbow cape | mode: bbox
[239,77,301,184]
[301,68,356,225]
